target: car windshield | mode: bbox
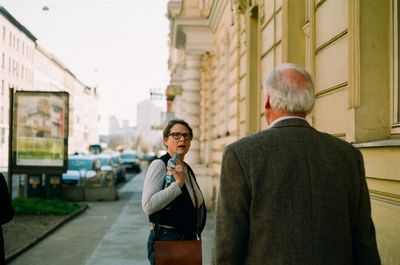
[68,158,93,170]
[121,153,136,159]
[98,158,110,166]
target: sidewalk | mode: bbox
[8,169,215,265]
[85,169,215,265]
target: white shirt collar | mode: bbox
[268,116,306,128]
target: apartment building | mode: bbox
[167,0,400,263]
[0,6,36,168]
[0,6,99,168]
[35,46,99,154]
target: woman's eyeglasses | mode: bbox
[168,132,192,140]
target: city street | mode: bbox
[7,169,215,265]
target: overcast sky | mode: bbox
[0,0,169,133]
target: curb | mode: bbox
[5,203,89,264]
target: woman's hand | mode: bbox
[171,164,185,188]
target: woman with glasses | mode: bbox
[142,119,207,265]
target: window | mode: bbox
[1,53,4,69]
[2,27,5,41]
[1,80,4,95]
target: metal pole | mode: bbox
[7,87,14,198]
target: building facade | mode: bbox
[0,6,99,168]
[136,99,163,153]
[0,6,36,168]
[105,115,136,150]
[35,46,100,154]
[167,0,400,263]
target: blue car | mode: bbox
[62,155,112,186]
[121,150,141,173]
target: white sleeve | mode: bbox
[141,159,182,215]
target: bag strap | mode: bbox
[187,167,201,240]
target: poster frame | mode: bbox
[11,90,69,174]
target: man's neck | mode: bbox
[269,111,305,123]
[268,112,306,127]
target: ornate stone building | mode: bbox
[167,0,400,263]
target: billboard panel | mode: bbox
[12,91,69,174]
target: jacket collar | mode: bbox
[269,117,312,129]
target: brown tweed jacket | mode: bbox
[212,119,380,265]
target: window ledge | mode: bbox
[353,139,400,148]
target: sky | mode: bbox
[0,0,169,133]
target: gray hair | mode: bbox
[263,63,314,114]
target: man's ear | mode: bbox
[264,95,271,110]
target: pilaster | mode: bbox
[170,17,214,165]
[167,1,216,209]
[181,53,202,164]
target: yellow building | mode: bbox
[167,0,400,263]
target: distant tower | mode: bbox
[137,100,162,150]
[109,115,120,135]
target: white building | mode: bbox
[0,6,36,168]
[105,115,136,150]
[35,46,99,154]
[108,115,120,135]
[0,6,99,168]
[136,99,163,152]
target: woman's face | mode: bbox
[164,124,192,158]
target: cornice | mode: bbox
[167,0,183,18]
[233,0,248,14]
[209,0,229,31]
[172,17,214,53]
[0,6,37,42]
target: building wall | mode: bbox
[68,80,99,153]
[168,0,400,263]
[0,7,36,169]
[34,47,99,154]
[136,99,163,152]
[0,6,99,169]
[309,1,399,262]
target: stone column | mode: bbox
[181,52,202,165]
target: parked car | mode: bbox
[143,151,158,163]
[62,155,113,186]
[120,150,141,173]
[108,152,127,183]
[95,154,118,184]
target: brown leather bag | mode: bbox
[154,170,203,265]
[154,239,202,265]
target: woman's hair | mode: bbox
[263,63,314,114]
[163,119,193,139]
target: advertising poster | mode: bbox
[12,91,69,173]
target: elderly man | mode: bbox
[212,63,380,265]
